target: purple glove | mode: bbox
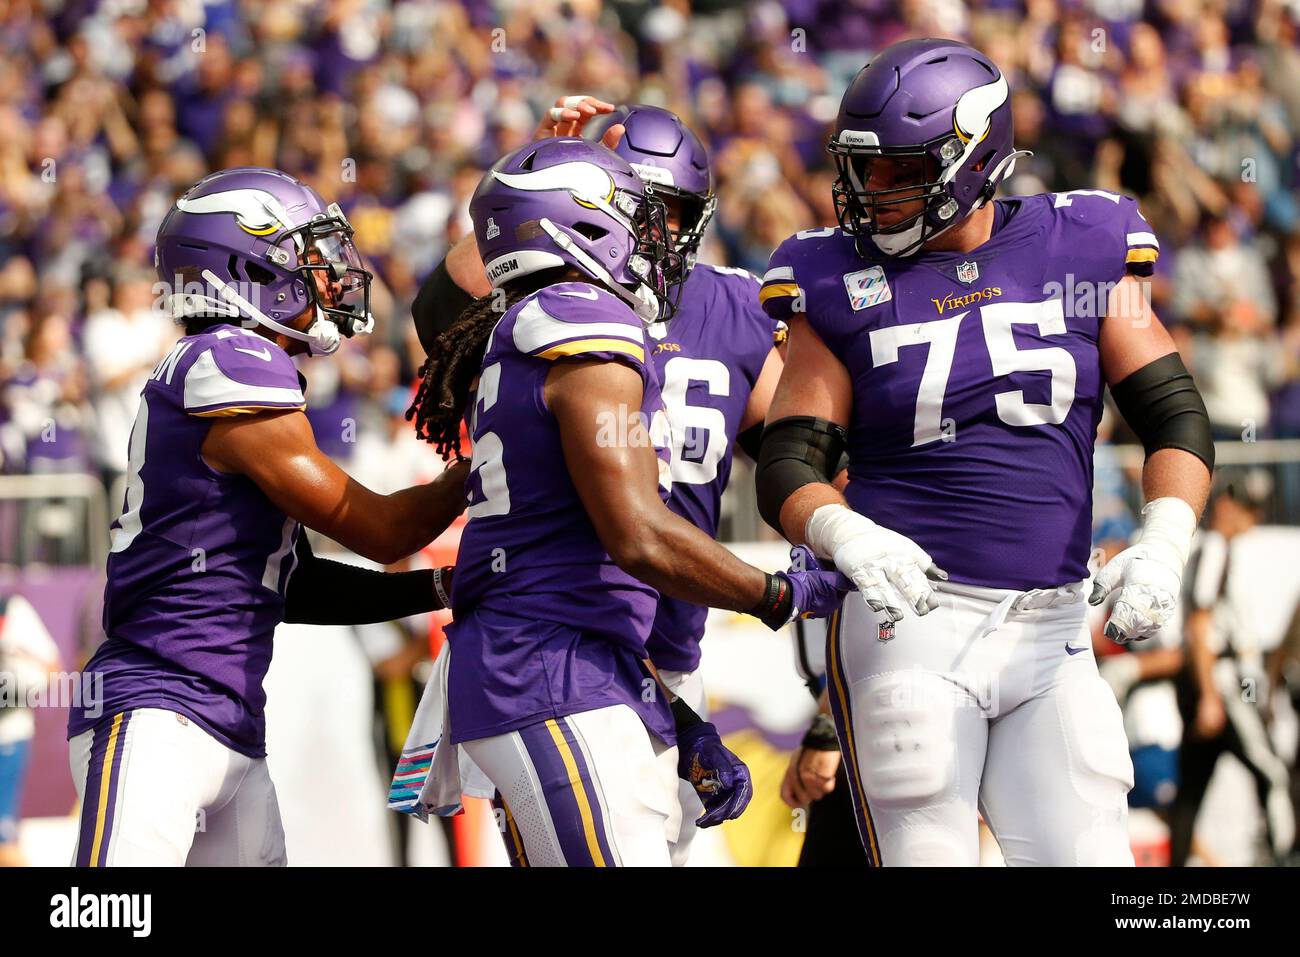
[776,545,856,620]
[677,721,753,828]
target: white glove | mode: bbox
[1088,497,1196,644]
[805,504,946,622]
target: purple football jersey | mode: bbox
[762,191,1161,591]
[68,324,307,757]
[643,264,780,673]
[447,282,675,744]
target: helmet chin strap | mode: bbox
[202,268,341,356]
[538,218,660,324]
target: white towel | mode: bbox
[387,642,494,821]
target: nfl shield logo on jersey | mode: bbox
[843,265,892,310]
[955,260,979,284]
[877,619,895,642]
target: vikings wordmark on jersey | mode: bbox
[761,190,1159,591]
[69,325,306,757]
[447,282,675,745]
[643,263,781,673]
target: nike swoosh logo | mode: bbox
[558,289,600,300]
[233,346,273,361]
[1065,643,1088,655]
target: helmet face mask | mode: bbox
[830,141,957,256]
[646,183,717,281]
[282,204,373,338]
[627,187,685,318]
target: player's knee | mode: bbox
[879,823,972,866]
[1046,674,1135,865]
[855,672,958,810]
[1058,674,1134,804]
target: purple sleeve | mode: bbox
[182,333,305,417]
[512,284,649,378]
[1117,196,1160,278]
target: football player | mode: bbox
[407,137,850,866]
[413,98,788,864]
[756,39,1215,866]
[68,168,470,866]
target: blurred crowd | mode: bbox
[2,0,1300,551]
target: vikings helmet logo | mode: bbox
[493,162,618,211]
[175,188,295,237]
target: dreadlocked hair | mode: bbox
[408,269,568,461]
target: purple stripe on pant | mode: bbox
[517,718,616,867]
[824,610,882,866]
[75,710,133,867]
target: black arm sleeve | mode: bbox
[1109,352,1215,473]
[282,534,446,626]
[411,257,478,358]
[754,416,849,533]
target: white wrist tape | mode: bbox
[804,504,875,562]
[1137,497,1197,570]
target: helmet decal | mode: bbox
[952,74,1009,146]
[493,162,617,208]
[175,188,294,238]
[629,162,675,187]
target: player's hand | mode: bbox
[1088,545,1181,643]
[533,95,624,147]
[780,747,841,808]
[776,545,856,620]
[1194,693,1226,739]
[676,721,753,827]
[806,505,946,622]
[1088,498,1196,644]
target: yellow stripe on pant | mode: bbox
[88,712,126,867]
[544,719,607,867]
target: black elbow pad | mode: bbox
[1110,352,1215,472]
[755,416,848,533]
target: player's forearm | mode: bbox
[317,464,468,565]
[1141,447,1211,519]
[609,504,768,612]
[1137,647,1184,681]
[283,559,448,625]
[366,465,469,563]
[1187,610,1219,701]
[778,482,847,549]
[445,234,491,298]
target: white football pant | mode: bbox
[827,580,1134,866]
[465,704,680,867]
[69,708,286,866]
